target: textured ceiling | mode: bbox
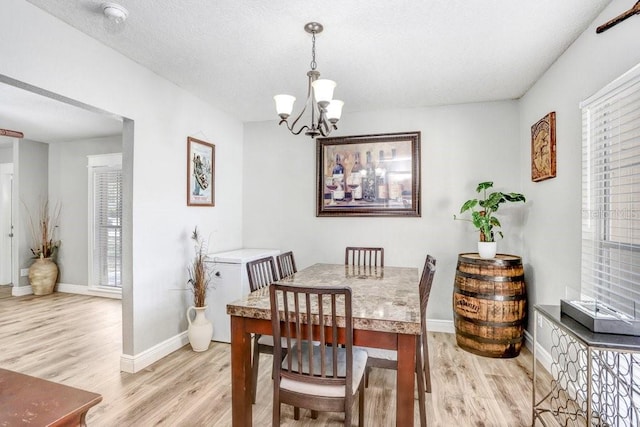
[4,0,614,142]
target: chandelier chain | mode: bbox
[310,32,317,71]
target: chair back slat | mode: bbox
[345,247,384,267]
[277,251,297,279]
[246,256,278,292]
[420,255,436,322]
[270,284,353,390]
[419,254,436,393]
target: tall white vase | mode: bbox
[187,306,213,352]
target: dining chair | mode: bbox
[361,254,436,427]
[246,255,280,404]
[269,283,367,426]
[276,251,297,279]
[344,247,384,268]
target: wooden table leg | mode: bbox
[396,333,416,427]
[231,315,252,427]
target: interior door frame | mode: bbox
[0,161,15,285]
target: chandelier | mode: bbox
[274,22,343,138]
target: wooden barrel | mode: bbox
[453,253,526,358]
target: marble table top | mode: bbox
[227,263,421,335]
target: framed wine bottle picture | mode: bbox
[187,136,215,206]
[316,131,421,217]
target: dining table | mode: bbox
[226,263,422,426]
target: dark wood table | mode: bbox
[227,263,421,426]
[0,368,102,426]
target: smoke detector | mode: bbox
[102,2,129,24]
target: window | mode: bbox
[88,153,122,290]
[581,64,640,320]
[581,64,640,426]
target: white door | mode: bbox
[0,163,13,285]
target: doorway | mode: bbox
[0,162,13,286]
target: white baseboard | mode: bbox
[120,331,189,373]
[10,283,122,299]
[57,283,122,300]
[427,319,455,334]
[524,329,553,373]
[12,285,32,296]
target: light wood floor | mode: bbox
[0,291,550,426]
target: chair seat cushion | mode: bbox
[280,342,368,398]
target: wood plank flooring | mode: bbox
[0,292,551,426]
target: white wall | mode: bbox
[2,0,244,360]
[519,0,640,328]
[244,101,524,321]
[0,147,12,163]
[17,139,48,287]
[48,136,122,286]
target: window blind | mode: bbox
[581,64,640,320]
[93,166,122,288]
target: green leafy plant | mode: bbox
[454,181,526,242]
[187,226,212,307]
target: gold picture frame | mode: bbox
[531,112,557,182]
[187,136,215,206]
[316,132,421,217]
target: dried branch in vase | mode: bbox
[26,200,61,260]
[187,226,212,308]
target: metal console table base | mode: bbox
[532,305,640,427]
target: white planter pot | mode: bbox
[477,242,497,259]
[187,306,213,352]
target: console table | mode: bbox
[532,305,640,426]
[0,368,102,426]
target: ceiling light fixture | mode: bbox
[274,22,343,139]
[102,2,129,25]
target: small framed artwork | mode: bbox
[316,131,421,217]
[531,112,556,182]
[187,136,215,206]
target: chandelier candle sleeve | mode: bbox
[326,100,344,123]
[274,95,296,119]
[311,79,336,107]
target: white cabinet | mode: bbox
[206,248,279,343]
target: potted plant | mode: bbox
[26,200,61,295]
[454,181,526,259]
[186,226,213,352]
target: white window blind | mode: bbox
[88,154,122,289]
[581,64,640,320]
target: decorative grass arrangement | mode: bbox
[187,227,211,307]
[27,200,61,260]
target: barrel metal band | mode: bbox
[454,314,524,327]
[456,269,524,283]
[453,285,526,302]
[457,254,523,267]
[454,328,523,345]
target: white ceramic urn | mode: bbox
[186,306,213,352]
